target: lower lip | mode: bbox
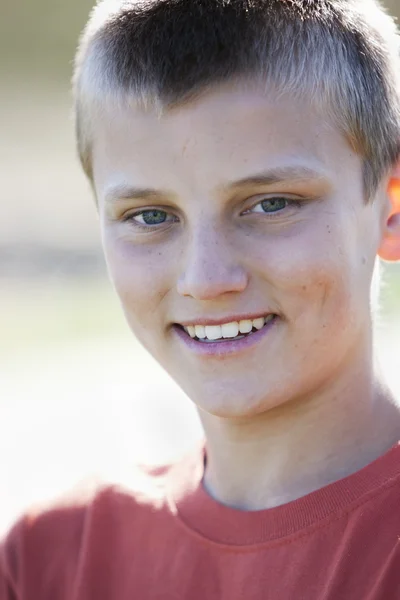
[172,317,278,357]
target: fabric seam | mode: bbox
[168,471,400,553]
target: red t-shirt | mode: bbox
[1,440,400,599]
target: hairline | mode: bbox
[74,0,400,200]
[76,78,388,203]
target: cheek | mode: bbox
[294,267,353,327]
[252,226,360,326]
[103,235,171,332]
[286,265,351,333]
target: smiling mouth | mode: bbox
[177,314,276,343]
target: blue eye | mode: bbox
[139,210,167,224]
[127,209,177,228]
[260,197,288,213]
[244,196,300,216]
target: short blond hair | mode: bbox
[73,0,400,198]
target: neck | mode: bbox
[199,349,400,511]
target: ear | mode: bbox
[377,164,400,262]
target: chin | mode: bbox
[186,382,283,419]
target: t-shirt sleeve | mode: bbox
[0,519,23,600]
[0,478,101,600]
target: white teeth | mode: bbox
[187,325,196,338]
[239,319,252,334]
[221,322,239,338]
[204,325,222,340]
[183,315,274,341]
[253,317,265,330]
[195,325,206,339]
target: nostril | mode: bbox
[177,270,249,299]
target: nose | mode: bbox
[177,225,248,300]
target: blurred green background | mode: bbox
[0,0,399,532]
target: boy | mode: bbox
[2,0,400,597]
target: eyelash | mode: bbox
[123,197,304,231]
[122,209,179,231]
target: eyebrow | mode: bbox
[224,166,327,190]
[104,185,165,204]
[104,166,327,203]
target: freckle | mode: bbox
[302,285,307,291]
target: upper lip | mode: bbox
[176,313,275,327]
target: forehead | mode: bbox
[91,82,362,198]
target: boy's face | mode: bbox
[92,82,387,417]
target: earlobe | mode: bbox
[378,176,400,262]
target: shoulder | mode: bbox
[0,460,177,598]
[0,474,103,597]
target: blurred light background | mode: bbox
[1,0,399,534]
